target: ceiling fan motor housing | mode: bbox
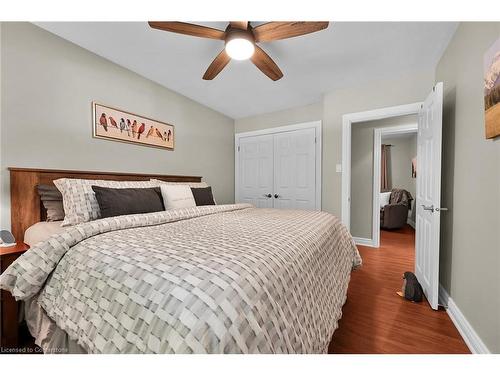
[224,27,255,46]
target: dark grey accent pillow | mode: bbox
[37,184,65,222]
[191,187,215,206]
[91,186,165,219]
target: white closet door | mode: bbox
[238,134,274,208]
[273,128,316,210]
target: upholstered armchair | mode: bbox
[380,189,413,230]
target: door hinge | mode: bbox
[237,146,240,152]
[314,137,317,144]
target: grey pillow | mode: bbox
[191,187,216,206]
[92,186,165,219]
[37,184,65,222]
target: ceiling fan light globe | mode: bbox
[225,38,255,60]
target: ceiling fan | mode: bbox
[148,21,329,81]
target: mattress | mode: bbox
[1,204,361,354]
[23,221,65,247]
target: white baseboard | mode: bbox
[352,237,377,247]
[439,284,490,354]
[407,219,415,228]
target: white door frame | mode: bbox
[372,124,418,248]
[235,121,322,210]
[341,103,422,246]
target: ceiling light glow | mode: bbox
[225,38,255,60]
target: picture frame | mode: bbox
[92,102,174,150]
[484,37,500,139]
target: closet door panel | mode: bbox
[238,135,274,208]
[273,128,316,210]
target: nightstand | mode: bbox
[1,242,29,349]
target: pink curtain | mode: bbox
[381,144,391,191]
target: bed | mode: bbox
[0,168,361,354]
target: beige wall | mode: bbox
[0,23,235,231]
[436,22,500,353]
[350,115,417,239]
[234,102,322,133]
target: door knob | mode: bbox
[263,194,272,198]
[421,205,448,213]
[274,194,279,199]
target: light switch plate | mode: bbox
[336,164,342,173]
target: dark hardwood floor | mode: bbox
[329,225,470,354]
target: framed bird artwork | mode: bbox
[92,102,174,150]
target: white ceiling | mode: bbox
[35,22,458,119]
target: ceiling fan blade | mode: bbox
[253,21,329,42]
[148,21,225,40]
[230,21,249,30]
[251,46,283,81]
[203,49,231,80]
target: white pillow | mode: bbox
[380,192,391,209]
[160,184,196,209]
[152,178,217,205]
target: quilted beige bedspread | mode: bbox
[0,204,361,353]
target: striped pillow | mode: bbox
[54,178,158,226]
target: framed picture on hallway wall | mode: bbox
[92,102,174,150]
[484,37,500,139]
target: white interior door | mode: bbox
[273,128,316,209]
[415,82,443,310]
[238,134,274,208]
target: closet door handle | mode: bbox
[274,194,280,199]
[263,194,272,198]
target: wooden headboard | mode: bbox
[9,167,202,241]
